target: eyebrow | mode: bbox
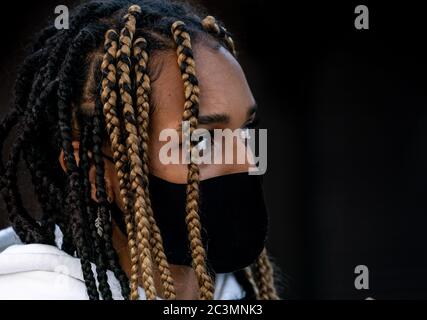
[191,103,256,125]
[198,113,230,125]
[176,103,258,131]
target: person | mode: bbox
[0,0,278,300]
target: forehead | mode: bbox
[150,43,255,129]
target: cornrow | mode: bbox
[117,5,157,300]
[133,35,176,299]
[171,20,215,300]
[201,15,237,57]
[250,248,279,300]
[101,28,140,300]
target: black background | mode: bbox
[1,0,427,299]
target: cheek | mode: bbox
[147,129,253,183]
[148,136,188,184]
[198,137,252,180]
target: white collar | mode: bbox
[0,227,245,300]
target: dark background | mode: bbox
[1,0,427,299]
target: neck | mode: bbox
[111,221,200,299]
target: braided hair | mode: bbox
[0,0,278,300]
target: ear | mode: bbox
[58,141,81,172]
[58,141,115,203]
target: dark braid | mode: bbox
[1,79,60,244]
[0,110,18,173]
[57,28,102,300]
[0,49,45,176]
[22,145,57,244]
[20,79,61,244]
[13,49,47,114]
[3,139,47,243]
[1,3,122,247]
[79,117,113,300]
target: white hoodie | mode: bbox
[0,227,245,300]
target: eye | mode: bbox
[195,129,215,152]
[196,137,207,152]
[240,127,251,140]
[240,115,260,140]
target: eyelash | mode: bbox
[244,116,260,129]
[196,116,261,150]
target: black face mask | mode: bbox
[109,172,268,273]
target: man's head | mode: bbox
[0,0,277,300]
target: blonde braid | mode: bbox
[243,266,257,290]
[201,15,237,57]
[133,36,176,299]
[117,5,156,300]
[101,28,140,300]
[251,248,279,300]
[171,20,215,300]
